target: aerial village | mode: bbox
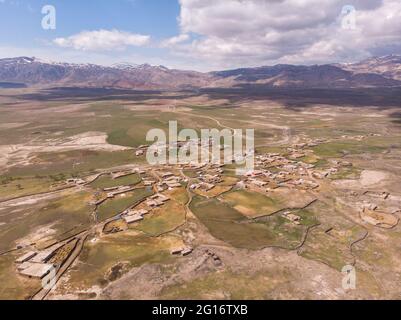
[13,132,399,283]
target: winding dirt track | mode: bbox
[172,110,292,146]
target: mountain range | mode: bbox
[1,55,401,90]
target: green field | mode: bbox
[97,188,153,221]
[221,190,283,217]
[190,196,316,249]
[0,190,94,252]
[90,173,141,189]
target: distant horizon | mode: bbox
[1,0,401,72]
[2,53,401,73]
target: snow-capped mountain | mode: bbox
[0,56,400,90]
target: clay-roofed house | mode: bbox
[282,212,301,225]
[187,163,206,170]
[164,176,178,181]
[290,153,305,159]
[30,251,54,264]
[137,209,149,215]
[124,215,144,224]
[182,247,193,256]
[298,168,308,176]
[30,244,63,264]
[236,181,247,189]
[19,263,55,279]
[171,246,193,256]
[166,181,181,188]
[170,247,185,255]
[17,261,35,271]
[103,186,119,191]
[245,170,264,177]
[146,194,170,207]
[146,200,160,208]
[151,193,170,202]
[161,172,174,179]
[199,182,215,191]
[313,170,331,179]
[67,178,85,185]
[249,179,268,187]
[282,165,298,172]
[15,251,37,264]
[126,209,149,216]
[201,174,221,184]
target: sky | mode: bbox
[0,0,400,71]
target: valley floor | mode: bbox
[0,87,400,300]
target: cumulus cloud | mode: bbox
[54,29,150,51]
[166,0,401,69]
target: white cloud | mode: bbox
[53,29,150,51]
[161,34,190,48]
[167,0,401,69]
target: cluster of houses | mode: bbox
[105,186,136,199]
[241,162,320,192]
[121,208,150,224]
[138,170,185,192]
[340,133,381,142]
[146,193,171,208]
[15,242,66,279]
[156,172,184,191]
[118,193,171,225]
[240,140,356,192]
[189,164,224,192]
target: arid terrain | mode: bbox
[0,85,400,300]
